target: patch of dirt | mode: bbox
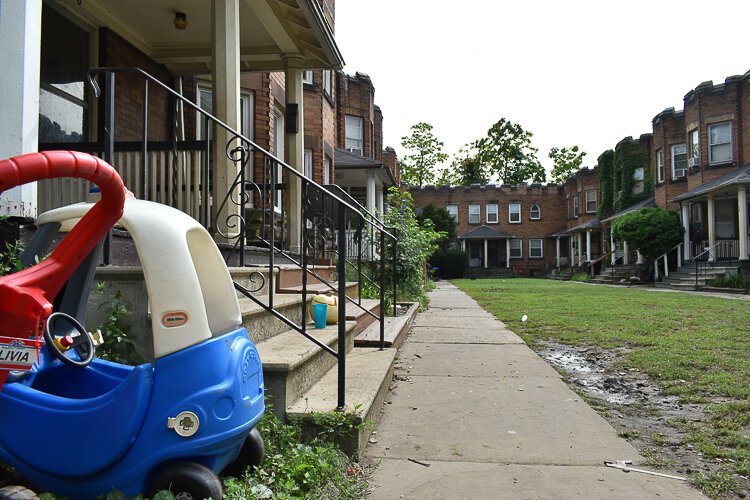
[536,340,750,498]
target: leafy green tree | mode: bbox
[612,208,683,261]
[416,204,457,252]
[447,143,490,186]
[475,118,546,184]
[549,146,586,184]
[400,122,449,187]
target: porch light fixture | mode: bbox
[173,12,188,30]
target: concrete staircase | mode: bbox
[653,262,740,291]
[231,265,417,454]
[589,265,639,285]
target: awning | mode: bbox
[671,165,750,203]
[601,197,656,223]
[459,225,514,240]
[333,148,396,187]
[567,217,600,233]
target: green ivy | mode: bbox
[597,149,615,219]
[93,285,143,365]
[612,137,653,213]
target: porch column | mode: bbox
[461,239,465,252]
[637,250,644,264]
[738,187,748,260]
[681,203,690,261]
[211,0,241,241]
[623,242,630,265]
[506,239,511,268]
[577,232,583,264]
[556,237,561,269]
[610,230,616,265]
[0,0,41,218]
[586,230,592,262]
[284,55,305,252]
[376,185,384,215]
[484,239,488,269]
[366,172,376,214]
[707,195,716,262]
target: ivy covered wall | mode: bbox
[597,149,614,219]
[598,135,653,219]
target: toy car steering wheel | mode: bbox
[43,312,95,368]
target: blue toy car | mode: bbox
[0,196,264,499]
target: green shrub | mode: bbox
[711,274,745,289]
[430,249,468,279]
[570,272,590,282]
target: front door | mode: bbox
[468,241,482,267]
[487,240,500,267]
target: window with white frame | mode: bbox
[572,196,579,218]
[323,156,331,184]
[529,239,543,258]
[197,88,254,143]
[323,70,332,96]
[302,70,313,84]
[446,203,458,222]
[632,167,644,194]
[510,239,522,259]
[657,149,664,183]
[689,129,700,167]
[272,108,284,210]
[304,148,313,179]
[709,121,732,164]
[345,115,364,154]
[671,143,687,178]
[508,203,521,223]
[585,190,597,213]
[487,203,498,223]
[530,204,541,220]
[468,204,480,224]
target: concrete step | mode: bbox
[258,320,358,419]
[355,302,419,349]
[275,265,336,291]
[240,293,309,344]
[230,267,274,296]
[345,299,381,337]
[278,281,359,298]
[286,347,397,455]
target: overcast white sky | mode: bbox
[336,0,750,175]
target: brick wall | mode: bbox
[302,70,336,184]
[652,108,687,210]
[99,28,173,141]
[410,184,567,272]
[336,72,376,158]
[383,147,400,187]
[562,168,600,230]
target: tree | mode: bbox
[549,145,586,184]
[400,122,449,187]
[416,204,457,252]
[448,143,490,186]
[612,208,683,279]
[475,118,546,184]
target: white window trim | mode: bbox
[302,70,313,84]
[508,203,521,223]
[323,156,331,184]
[529,239,543,259]
[671,143,687,179]
[487,203,498,224]
[530,204,541,220]
[708,121,732,165]
[304,148,313,179]
[690,129,700,163]
[468,204,480,224]
[657,149,664,183]
[585,190,597,214]
[573,196,579,218]
[345,114,364,154]
[510,239,523,259]
[272,107,284,212]
[323,70,332,96]
[446,203,458,222]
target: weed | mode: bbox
[651,433,667,446]
[618,430,641,440]
[690,470,737,496]
[569,272,590,282]
[640,448,676,469]
[93,286,143,365]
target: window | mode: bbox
[692,203,702,224]
[508,203,521,223]
[345,115,364,154]
[272,108,284,210]
[632,167,644,194]
[323,70,332,96]
[468,204,480,224]
[39,5,92,143]
[572,196,579,218]
[197,88,253,142]
[302,70,313,85]
[656,149,664,183]
[510,239,522,259]
[529,239,543,259]
[709,122,732,164]
[304,148,313,179]
[585,190,597,213]
[446,204,458,222]
[323,156,331,184]
[487,203,498,223]
[671,143,687,178]
[530,204,541,220]
[689,129,700,167]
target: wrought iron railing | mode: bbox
[70,66,390,410]
[692,240,733,291]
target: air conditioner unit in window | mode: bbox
[674,168,686,178]
[688,157,699,168]
[347,147,363,155]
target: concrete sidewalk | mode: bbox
[364,281,703,499]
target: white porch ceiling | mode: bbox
[54,0,343,73]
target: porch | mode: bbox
[458,225,514,269]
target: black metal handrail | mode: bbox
[84,66,388,410]
[692,240,730,291]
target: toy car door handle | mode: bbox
[167,411,200,437]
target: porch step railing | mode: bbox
[42,66,393,410]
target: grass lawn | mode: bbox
[454,278,750,478]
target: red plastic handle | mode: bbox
[0,151,125,343]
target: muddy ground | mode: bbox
[536,340,749,498]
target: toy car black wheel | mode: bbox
[149,462,223,500]
[43,312,95,368]
[0,485,39,500]
[222,427,265,476]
